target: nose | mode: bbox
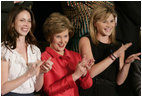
[60,37,64,43]
[106,22,112,27]
[24,21,31,27]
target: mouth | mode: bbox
[58,44,65,48]
[104,28,112,32]
[21,28,29,32]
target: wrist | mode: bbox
[72,73,80,81]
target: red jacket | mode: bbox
[41,47,93,96]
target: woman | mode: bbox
[79,5,141,95]
[1,5,53,96]
[41,12,94,96]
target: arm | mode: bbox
[35,59,53,92]
[78,71,93,89]
[44,74,76,96]
[79,37,116,78]
[1,60,33,95]
[79,37,132,78]
[116,52,141,85]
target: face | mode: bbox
[95,14,115,37]
[14,10,31,37]
[50,29,69,55]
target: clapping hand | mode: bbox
[125,53,141,64]
[40,57,53,74]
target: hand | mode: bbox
[26,63,39,78]
[114,42,132,58]
[125,52,141,64]
[85,58,95,70]
[40,57,53,74]
[81,55,94,77]
[72,55,94,80]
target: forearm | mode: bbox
[116,63,131,85]
[1,72,30,95]
[89,56,115,78]
[35,73,44,92]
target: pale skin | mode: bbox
[50,29,94,82]
[79,14,141,85]
[1,10,53,95]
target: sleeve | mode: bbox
[73,52,93,89]
[78,71,93,89]
[33,45,41,61]
[44,74,77,96]
[36,47,41,61]
[1,44,10,62]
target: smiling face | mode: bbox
[95,14,115,37]
[50,29,69,55]
[14,10,31,37]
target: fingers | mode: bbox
[125,52,141,64]
[135,52,141,56]
[80,56,94,70]
[40,57,53,73]
[123,42,132,50]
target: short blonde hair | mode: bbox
[43,12,74,43]
[90,5,117,45]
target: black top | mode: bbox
[79,36,122,96]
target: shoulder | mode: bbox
[80,36,90,42]
[69,50,80,56]
[30,44,40,50]
[79,37,90,46]
[41,48,51,61]
[30,44,41,53]
[66,49,81,58]
[1,42,11,54]
[79,36,91,50]
[1,42,12,61]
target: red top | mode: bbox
[41,47,93,96]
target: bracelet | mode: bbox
[112,53,117,59]
[109,55,115,60]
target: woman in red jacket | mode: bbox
[41,12,93,96]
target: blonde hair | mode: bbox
[90,5,117,45]
[43,12,74,43]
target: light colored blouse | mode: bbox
[1,43,41,94]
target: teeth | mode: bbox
[22,28,29,32]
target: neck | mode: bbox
[16,36,26,48]
[97,34,110,44]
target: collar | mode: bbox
[45,47,71,59]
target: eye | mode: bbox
[28,20,31,22]
[64,35,68,38]
[110,20,114,23]
[20,19,24,22]
[56,35,60,38]
[103,20,107,23]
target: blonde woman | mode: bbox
[79,5,141,96]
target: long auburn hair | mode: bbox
[90,5,117,45]
[3,5,37,50]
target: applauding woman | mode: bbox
[79,5,141,96]
[1,5,53,96]
[41,12,93,96]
